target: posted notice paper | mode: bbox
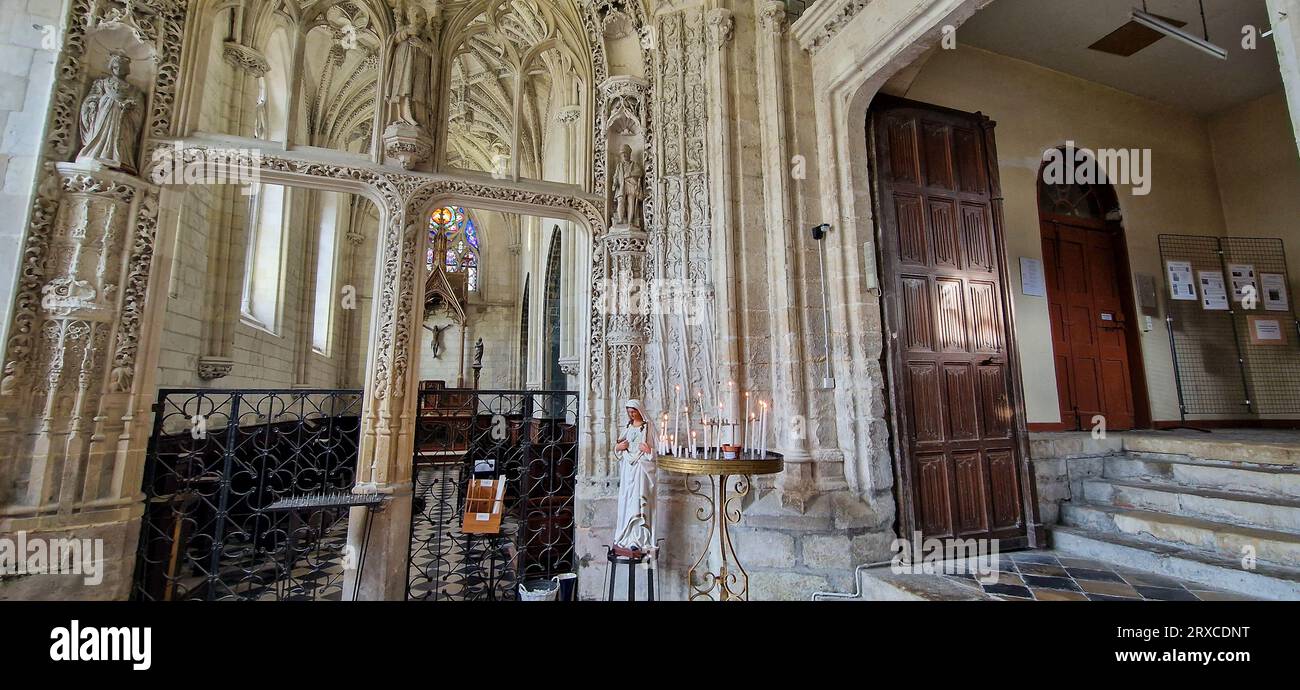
[1198,271,1229,311]
[1229,263,1257,303]
[1261,273,1290,312]
[1166,261,1196,301]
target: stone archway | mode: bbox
[789,0,994,505]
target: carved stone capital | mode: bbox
[198,357,234,381]
[759,1,788,35]
[382,122,433,171]
[559,357,581,376]
[706,8,735,50]
[222,42,270,76]
[791,0,870,54]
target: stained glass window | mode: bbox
[428,206,480,291]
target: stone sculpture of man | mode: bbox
[385,2,433,128]
[77,53,145,174]
[612,145,643,229]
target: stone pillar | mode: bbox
[343,187,427,600]
[192,40,270,383]
[0,163,154,600]
[754,1,816,508]
[705,6,742,423]
[0,0,190,600]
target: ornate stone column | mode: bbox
[0,0,188,600]
[705,7,743,424]
[344,180,430,600]
[755,1,816,508]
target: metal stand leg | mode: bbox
[647,565,655,602]
[628,561,636,601]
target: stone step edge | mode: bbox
[1050,525,1300,600]
[1083,477,1300,512]
[1105,451,1300,475]
[1064,502,1300,546]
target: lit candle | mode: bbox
[742,391,750,453]
[759,401,768,459]
[691,431,698,458]
[703,417,711,460]
[673,385,681,453]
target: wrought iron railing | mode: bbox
[134,389,364,601]
[407,387,579,601]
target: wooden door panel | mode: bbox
[963,206,995,273]
[977,365,1012,439]
[936,278,968,352]
[987,450,1022,530]
[968,281,1003,352]
[895,194,928,265]
[874,100,1035,546]
[954,452,989,534]
[907,362,944,444]
[916,453,953,536]
[944,364,980,442]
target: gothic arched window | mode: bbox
[428,206,480,292]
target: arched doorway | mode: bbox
[1037,153,1150,431]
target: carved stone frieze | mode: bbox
[197,357,234,381]
[222,41,270,76]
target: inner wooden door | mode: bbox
[1040,219,1138,431]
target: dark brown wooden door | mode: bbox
[1041,220,1137,430]
[871,98,1041,547]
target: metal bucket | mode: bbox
[518,579,559,601]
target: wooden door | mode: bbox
[1041,220,1137,430]
[870,98,1042,547]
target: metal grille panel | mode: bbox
[406,388,579,601]
[1159,235,1300,417]
[134,389,363,601]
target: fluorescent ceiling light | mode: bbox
[1131,8,1227,60]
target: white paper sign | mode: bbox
[1229,263,1257,303]
[1261,273,1290,312]
[1253,319,1284,342]
[1020,257,1047,297]
[1166,261,1197,301]
[1198,271,1229,311]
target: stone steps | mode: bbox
[1059,502,1300,568]
[1051,525,1300,600]
[1102,454,1300,500]
[1081,477,1300,534]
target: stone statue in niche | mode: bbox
[612,145,644,229]
[77,53,144,174]
[384,2,433,129]
[473,337,484,368]
[613,399,657,558]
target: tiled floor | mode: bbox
[946,551,1258,601]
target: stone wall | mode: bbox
[0,0,64,349]
[158,185,377,390]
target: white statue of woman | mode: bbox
[77,53,144,174]
[613,399,657,557]
[385,3,433,128]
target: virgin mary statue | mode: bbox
[613,400,657,557]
